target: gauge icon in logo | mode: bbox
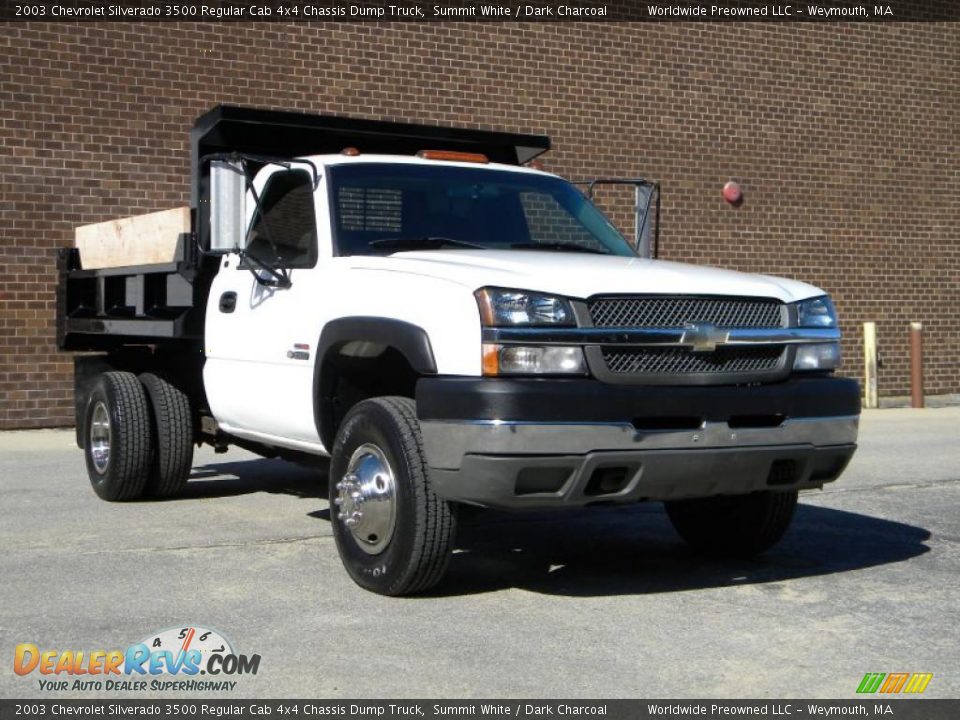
[139,626,234,673]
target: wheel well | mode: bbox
[317,345,421,449]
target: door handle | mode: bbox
[219,292,237,313]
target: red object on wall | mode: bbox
[722,181,742,205]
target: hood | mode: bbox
[346,250,824,303]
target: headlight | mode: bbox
[794,343,842,371]
[475,287,575,327]
[797,296,837,328]
[482,344,587,376]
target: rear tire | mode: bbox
[84,372,153,501]
[139,373,194,498]
[329,397,455,596]
[665,490,798,557]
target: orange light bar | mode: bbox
[417,149,489,164]
[341,147,360,156]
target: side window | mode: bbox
[246,169,317,268]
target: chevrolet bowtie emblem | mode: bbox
[680,323,729,353]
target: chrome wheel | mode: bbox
[334,443,397,555]
[90,401,111,474]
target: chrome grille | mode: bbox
[602,346,785,375]
[588,296,784,329]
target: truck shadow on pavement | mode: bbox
[173,458,327,501]
[182,458,930,597]
[435,503,931,597]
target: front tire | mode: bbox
[329,397,455,596]
[665,490,798,557]
[84,372,153,501]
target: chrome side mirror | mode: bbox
[209,159,247,253]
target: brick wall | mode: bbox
[1,22,957,429]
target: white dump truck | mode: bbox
[58,106,860,595]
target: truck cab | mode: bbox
[59,106,859,595]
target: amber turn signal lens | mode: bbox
[482,344,501,376]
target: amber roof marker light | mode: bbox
[417,150,489,163]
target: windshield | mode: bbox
[327,163,636,257]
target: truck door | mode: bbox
[204,164,327,449]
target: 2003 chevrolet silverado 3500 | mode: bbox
[58,106,859,595]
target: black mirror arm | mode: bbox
[240,159,287,264]
[239,248,292,288]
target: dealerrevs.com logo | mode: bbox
[14,626,261,692]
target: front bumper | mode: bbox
[416,376,860,510]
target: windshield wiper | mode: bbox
[368,236,487,251]
[510,242,609,255]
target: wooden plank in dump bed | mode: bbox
[75,207,190,269]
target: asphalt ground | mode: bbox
[1,407,958,699]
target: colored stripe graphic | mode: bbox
[857,672,933,694]
[857,673,885,694]
[880,673,909,693]
[903,673,933,694]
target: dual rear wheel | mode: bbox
[83,371,194,501]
